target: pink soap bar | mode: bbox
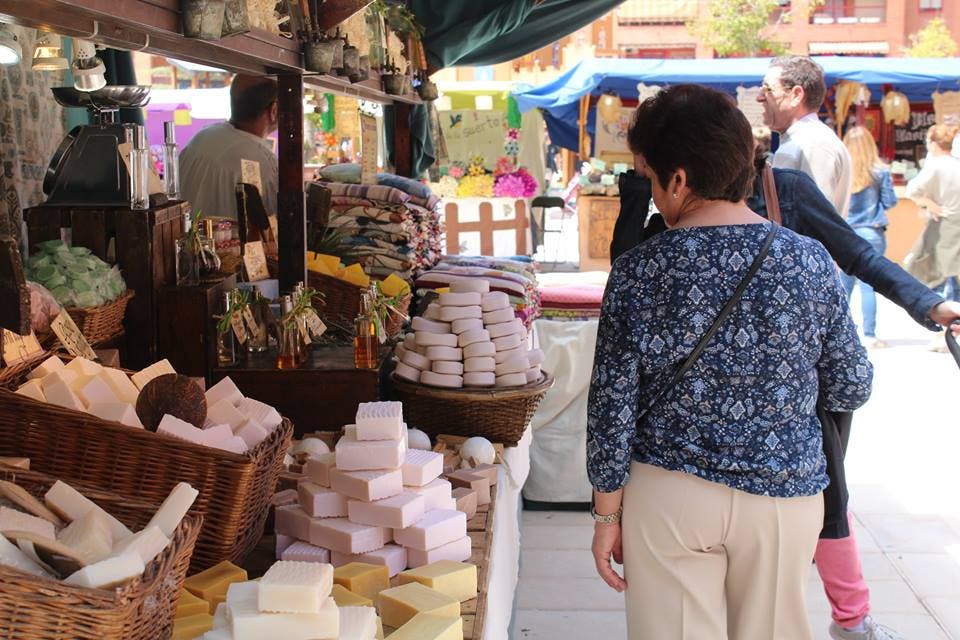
[331,544,408,577]
[335,430,406,471]
[201,423,233,446]
[274,505,312,541]
[406,536,473,568]
[298,482,348,518]
[308,517,391,555]
[281,540,331,564]
[304,453,336,487]
[330,468,403,502]
[235,419,269,449]
[405,478,452,510]
[435,497,457,511]
[212,435,249,454]
[347,493,425,529]
[392,509,467,551]
[157,414,205,444]
[276,534,296,559]
[401,450,443,487]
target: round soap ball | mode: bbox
[461,436,496,466]
[407,428,432,451]
[291,437,330,458]
[136,374,207,431]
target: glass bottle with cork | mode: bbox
[354,289,379,369]
[162,121,180,200]
[247,286,271,354]
[216,291,237,366]
[277,295,302,369]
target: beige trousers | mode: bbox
[621,462,824,640]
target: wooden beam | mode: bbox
[277,73,307,292]
[0,237,30,336]
[392,102,413,178]
[317,0,374,32]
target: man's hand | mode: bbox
[929,301,960,334]
[592,523,627,592]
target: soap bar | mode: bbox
[348,493,425,529]
[44,480,133,541]
[172,613,214,640]
[0,457,29,469]
[259,560,333,614]
[15,379,46,402]
[99,368,140,405]
[399,560,477,603]
[355,401,404,441]
[425,346,462,362]
[451,489,478,520]
[410,317,451,334]
[401,350,430,371]
[331,544,407,578]
[330,468,403,502]
[113,525,169,565]
[274,505,312,541]
[201,424,234,447]
[445,471,491,506]
[44,380,86,412]
[88,402,143,428]
[494,346,526,364]
[402,450,443,487]
[131,359,176,390]
[64,551,145,589]
[239,397,283,431]
[0,506,55,540]
[65,357,103,378]
[27,355,65,380]
[235,419,269,449]
[406,536,472,568]
[377,582,460,629]
[424,303,442,320]
[406,478,453,511]
[457,329,490,348]
[57,509,113,564]
[158,414,207,445]
[207,399,247,431]
[298,482,348,518]
[335,430,406,472]
[394,362,421,383]
[0,533,51,577]
[481,291,510,311]
[184,560,248,600]
[463,357,495,373]
[495,355,528,376]
[435,497,457,511]
[449,278,489,294]
[275,533,296,559]
[389,613,463,640]
[176,588,210,618]
[228,581,339,640]
[205,377,244,408]
[147,482,198,538]
[526,366,541,383]
[463,372,495,387]
[432,361,464,376]
[468,464,499,486]
[76,375,119,408]
[482,307,514,325]
[212,601,227,628]
[439,305,482,322]
[393,510,467,551]
[462,342,495,359]
[212,435,249,455]
[414,332,458,348]
[305,453,337,487]
[486,318,524,339]
[308,517,391,555]
[40,368,78,392]
[331,583,373,607]
[339,605,378,640]
[281,541,331,564]
[438,292,481,307]
[420,371,463,389]
[334,562,390,602]
[450,318,483,335]
[495,373,527,387]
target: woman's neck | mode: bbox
[670,200,766,229]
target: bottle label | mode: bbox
[231,313,248,344]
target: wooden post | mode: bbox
[277,72,307,292]
[393,103,413,178]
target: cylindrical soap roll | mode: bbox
[482,307,515,325]
[395,361,421,383]
[411,317,451,334]
[394,344,408,361]
[403,333,418,350]
[425,345,463,362]
[458,329,490,348]
[463,341,496,359]
[415,332,458,348]
[433,360,464,376]
[440,305,482,322]
[495,372,528,387]
[424,303,442,320]
[486,319,525,339]
[495,355,529,376]
[450,278,490,294]
[402,350,431,371]
[495,345,527,364]
[439,292,482,307]
[464,371,496,387]
[464,356,496,373]
[526,366,542,383]
[481,291,510,312]
[420,371,464,389]
[451,318,484,335]
[493,333,523,352]
[527,348,545,367]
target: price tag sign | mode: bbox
[231,313,248,344]
[305,309,327,339]
[242,306,258,334]
[360,114,378,185]
[241,159,263,195]
[298,319,311,346]
[1,330,43,367]
[243,241,271,282]
[50,311,97,360]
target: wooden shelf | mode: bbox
[304,70,422,105]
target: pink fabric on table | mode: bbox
[538,284,605,309]
[814,513,870,628]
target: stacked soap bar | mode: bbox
[392,278,545,389]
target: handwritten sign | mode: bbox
[440,110,507,167]
[1,330,43,367]
[594,106,633,163]
[305,308,327,339]
[50,311,97,360]
[360,114,378,185]
[241,159,263,196]
[243,241,270,282]
[933,91,960,125]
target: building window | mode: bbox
[811,0,886,24]
[920,0,943,9]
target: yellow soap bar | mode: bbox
[208,592,226,611]
[377,582,460,629]
[339,263,370,288]
[334,562,390,602]
[380,273,411,297]
[315,253,342,273]
[398,560,478,603]
[307,255,335,276]
[388,612,463,640]
[183,560,247,600]
[175,589,210,618]
[172,613,213,639]
[376,616,385,640]
[331,583,373,607]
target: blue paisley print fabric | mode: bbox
[587,223,873,497]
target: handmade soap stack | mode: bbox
[393,277,545,388]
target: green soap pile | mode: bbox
[26,240,127,309]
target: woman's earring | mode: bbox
[673,193,678,199]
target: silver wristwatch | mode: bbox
[591,505,623,524]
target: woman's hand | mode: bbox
[930,302,960,335]
[592,522,627,592]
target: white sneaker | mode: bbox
[829,616,905,640]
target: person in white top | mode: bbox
[179,75,280,220]
[757,55,853,217]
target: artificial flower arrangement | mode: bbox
[428,155,539,199]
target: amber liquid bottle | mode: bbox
[277,295,301,369]
[353,291,379,369]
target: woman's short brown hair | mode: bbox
[627,84,755,203]
[928,124,960,151]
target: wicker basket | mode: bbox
[0,464,201,640]
[0,350,48,388]
[0,363,292,571]
[308,271,411,338]
[390,372,555,447]
[64,290,134,347]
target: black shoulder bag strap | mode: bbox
[636,223,779,424]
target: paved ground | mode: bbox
[513,295,960,639]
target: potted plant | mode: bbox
[381,57,407,96]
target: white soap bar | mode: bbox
[403,333,418,350]
[87,402,142,428]
[259,560,333,614]
[450,318,483,335]
[405,478,453,511]
[425,346,461,362]
[146,482,198,538]
[130,359,176,390]
[15,379,46,402]
[482,307,514,325]
[99,368,140,404]
[0,531,51,577]
[464,372,496,387]
[420,371,463,389]
[64,551,145,589]
[394,344,408,361]
[527,348,545,367]
[65,357,103,378]
[281,541,331,564]
[40,368,78,392]
[393,509,467,551]
[202,423,234,446]
[330,468,403,502]
[496,373,528,387]
[355,401,404,441]
[298,482,348,518]
[432,361,463,376]
[402,450,444,487]
[495,345,527,364]
[414,332,457,348]
[309,517,391,555]
[112,525,169,565]
[330,544,408,577]
[486,318,524,339]
[438,292,481,307]
[239,397,283,431]
[335,430,406,471]
[45,480,133,541]
[423,303,442,320]
[435,497,458,511]
[439,305,482,322]
[457,329,490,348]
[207,399,248,431]
[276,534,296,559]
[206,377,244,408]
[235,598,339,640]
[394,362,421,383]
[58,509,114,564]
[274,505,312,541]
[410,317,451,334]
[449,278,490,294]
[27,355,65,380]
[339,606,377,640]
[401,351,431,372]
[492,333,523,352]
[213,435,249,455]
[405,535,472,568]
[0,506,56,539]
[463,342,495,359]
[44,380,86,412]
[495,355,529,376]
[348,492,426,529]
[526,366,542,384]
[481,291,510,311]
[305,452,337,487]
[233,418,268,449]
[463,357,495,373]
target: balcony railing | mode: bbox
[810,0,886,24]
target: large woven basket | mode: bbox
[390,372,555,447]
[0,464,201,640]
[0,363,292,571]
[0,350,48,388]
[308,271,411,338]
[65,289,134,347]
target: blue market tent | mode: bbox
[513,57,960,152]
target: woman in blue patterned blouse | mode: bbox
[587,84,873,640]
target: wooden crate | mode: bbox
[158,274,236,378]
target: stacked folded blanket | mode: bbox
[537,283,605,322]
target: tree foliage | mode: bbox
[904,17,958,58]
[690,0,789,58]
